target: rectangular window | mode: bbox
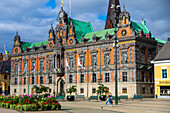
[92,88,96,94]
[104,53,110,65]
[32,77,35,84]
[122,72,127,82]
[142,87,145,94]
[40,61,44,70]
[80,88,84,93]
[69,58,74,68]
[23,77,26,85]
[105,73,110,82]
[49,76,52,84]
[141,49,145,64]
[92,73,97,83]
[92,55,97,66]
[4,75,7,79]
[31,62,35,71]
[15,64,18,74]
[40,76,44,84]
[69,75,73,83]
[142,72,145,82]
[80,74,84,83]
[122,88,127,94]
[24,63,27,72]
[15,78,17,85]
[121,51,128,64]
[14,89,16,93]
[24,89,26,93]
[151,87,154,94]
[162,70,167,78]
[80,56,85,66]
[49,60,53,70]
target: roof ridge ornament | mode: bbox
[61,0,63,8]
[123,5,126,12]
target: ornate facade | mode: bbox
[10,0,166,97]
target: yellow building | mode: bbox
[0,61,11,95]
[152,41,170,98]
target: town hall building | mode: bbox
[10,0,166,97]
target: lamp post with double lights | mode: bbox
[111,4,120,105]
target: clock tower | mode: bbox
[56,4,68,46]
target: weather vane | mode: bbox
[61,0,63,8]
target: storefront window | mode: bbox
[160,86,170,96]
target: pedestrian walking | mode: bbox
[106,92,113,107]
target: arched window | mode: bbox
[92,73,97,83]
[80,74,84,83]
[69,75,73,83]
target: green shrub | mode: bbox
[10,104,16,110]
[51,105,56,110]
[31,104,38,111]
[57,104,61,110]
[5,103,10,109]
[22,105,30,111]
[41,104,45,110]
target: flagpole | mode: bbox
[69,0,71,17]
[77,58,78,95]
[18,63,19,95]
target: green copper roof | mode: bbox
[68,18,94,42]
[84,28,117,42]
[131,21,166,44]
[21,41,48,52]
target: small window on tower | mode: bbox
[123,16,126,24]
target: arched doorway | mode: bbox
[0,81,6,95]
[56,78,65,95]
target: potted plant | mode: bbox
[66,86,77,101]
[97,84,109,101]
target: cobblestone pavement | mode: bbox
[0,99,170,113]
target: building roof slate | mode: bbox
[154,42,170,61]
[0,61,11,74]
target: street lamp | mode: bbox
[112,4,120,105]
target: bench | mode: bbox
[76,95,85,100]
[88,96,98,101]
[56,95,65,101]
[133,95,142,100]
[120,95,128,100]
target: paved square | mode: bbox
[0,99,170,113]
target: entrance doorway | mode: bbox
[57,78,65,95]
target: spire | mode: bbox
[51,21,53,29]
[16,30,18,35]
[123,5,126,12]
[105,0,121,29]
[61,0,63,8]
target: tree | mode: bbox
[66,86,77,95]
[96,84,109,95]
[33,85,49,94]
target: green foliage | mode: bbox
[5,103,10,108]
[96,84,109,95]
[10,104,16,110]
[66,86,77,95]
[33,85,49,94]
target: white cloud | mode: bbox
[0,0,170,53]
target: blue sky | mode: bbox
[0,0,170,54]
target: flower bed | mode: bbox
[0,94,61,111]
